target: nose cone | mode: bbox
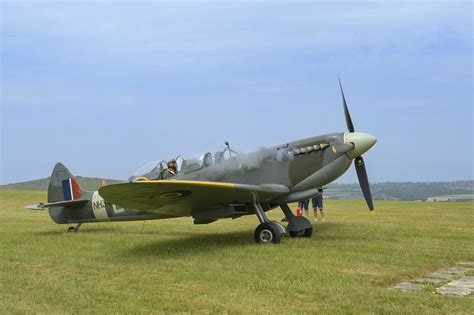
[344,132,377,158]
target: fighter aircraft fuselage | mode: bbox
[27,79,377,244]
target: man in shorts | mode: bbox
[281,199,309,222]
[300,199,310,219]
[312,188,325,222]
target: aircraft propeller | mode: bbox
[338,78,375,214]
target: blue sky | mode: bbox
[1,1,472,184]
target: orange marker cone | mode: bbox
[296,207,302,217]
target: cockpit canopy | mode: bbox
[181,153,213,173]
[129,144,239,182]
[129,160,166,181]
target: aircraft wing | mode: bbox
[98,180,289,215]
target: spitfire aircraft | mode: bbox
[27,80,377,244]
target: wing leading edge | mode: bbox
[98,180,289,215]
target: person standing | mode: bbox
[312,188,325,222]
[300,199,310,219]
[280,198,313,222]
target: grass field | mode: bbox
[1,189,473,313]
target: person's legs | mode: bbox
[303,200,309,218]
[317,198,325,221]
[311,198,318,221]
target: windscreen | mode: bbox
[131,160,161,177]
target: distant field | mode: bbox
[438,194,474,198]
[427,194,474,200]
[1,189,473,313]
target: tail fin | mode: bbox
[48,163,84,203]
[41,163,88,224]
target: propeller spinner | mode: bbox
[338,78,377,214]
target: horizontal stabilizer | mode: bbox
[25,204,46,211]
[24,199,89,210]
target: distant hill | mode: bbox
[1,177,472,201]
[0,176,123,192]
[326,180,473,201]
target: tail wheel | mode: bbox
[254,222,281,244]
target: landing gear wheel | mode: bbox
[269,221,286,235]
[254,222,282,244]
[303,227,313,237]
[289,230,305,237]
[289,227,313,238]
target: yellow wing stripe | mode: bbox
[134,180,236,189]
[133,176,150,182]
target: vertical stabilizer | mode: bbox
[48,163,83,203]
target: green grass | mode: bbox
[1,189,473,314]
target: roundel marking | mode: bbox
[161,192,182,199]
[159,190,192,199]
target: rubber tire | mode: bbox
[303,227,313,237]
[67,227,77,233]
[289,230,305,237]
[289,227,313,238]
[254,222,281,244]
[269,221,286,235]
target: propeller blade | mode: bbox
[354,156,374,211]
[338,77,355,132]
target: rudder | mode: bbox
[48,162,84,203]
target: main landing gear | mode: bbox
[254,203,286,244]
[280,204,313,238]
[253,203,313,244]
[67,223,82,233]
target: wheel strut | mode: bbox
[280,204,313,238]
[67,223,82,233]
[254,203,270,223]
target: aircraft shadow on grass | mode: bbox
[32,221,368,259]
[35,220,358,238]
[127,230,255,257]
[125,222,365,258]
[34,226,126,236]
